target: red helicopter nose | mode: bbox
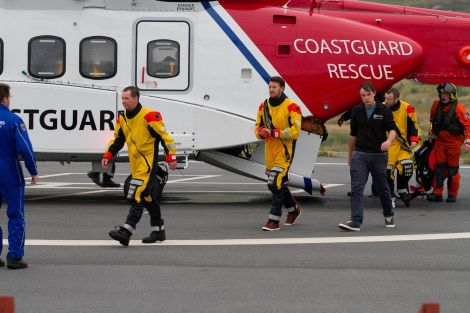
[290,13,424,120]
[222,3,424,120]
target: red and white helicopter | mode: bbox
[1,0,470,194]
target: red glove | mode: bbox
[166,154,176,162]
[102,152,113,169]
[166,154,177,170]
[103,152,113,160]
[257,127,271,139]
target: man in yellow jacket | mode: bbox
[255,76,302,231]
[383,88,421,207]
[102,86,177,246]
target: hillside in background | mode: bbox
[363,0,470,12]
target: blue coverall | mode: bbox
[0,103,37,259]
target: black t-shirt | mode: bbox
[350,102,398,153]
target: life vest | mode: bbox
[432,101,464,136]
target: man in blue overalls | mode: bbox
[0,83,38,269]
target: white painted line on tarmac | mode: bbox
[26,186,269,192]
[114,174,226,177]
[168,182,266,185]
[26,188,272,196]
[26,181,338,189]
[316,163,348,166]
[323,183,344,188]
[28,190,116,201]
[315,163,470,170]
[167,175,220,183]
[4,232,470,247]
[164,190,269,194]
[27,173,219,179]
[26,175,221,190]
[28,187,118,190]
[30,182,100,188]
[25,173,82,180]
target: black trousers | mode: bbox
[125,167,165,229]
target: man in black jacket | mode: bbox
[338,82,398,231]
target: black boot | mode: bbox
[399,192,412,207]
[427,193,443,202]
[0,258,5,267]
[108,226,132,246]
[87,171,102,186]
[446,195,457,203]
[142,230,166,243]
[101,173,121,188]
[7,257,28,270]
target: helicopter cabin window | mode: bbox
[80,37,117,80]
[28,36,65,79]
[147,40,180,78]
[0,38,3,75]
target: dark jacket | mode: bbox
[350,102,398,153]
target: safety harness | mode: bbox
[433,101,464,136]
[263,99,291,162]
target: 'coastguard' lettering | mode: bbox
[11,109,116,131]
[293,39,413,56]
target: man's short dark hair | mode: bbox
[359,81,376,93]
[269,76,285,88]
[123,86,140,98]
[0,83,10,101]
[385,87,400,99]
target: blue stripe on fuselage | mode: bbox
[203,2,317,194]
[304,177,313,195]
[202,2,271,84]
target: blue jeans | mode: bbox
[350,151,394,226]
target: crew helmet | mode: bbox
[437,82,457,101]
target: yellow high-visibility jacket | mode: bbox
[104,104,176,202]
[388,100,421,169]
[255,97,302,171]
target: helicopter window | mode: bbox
[0,38,3,75]
[28,36,65,79]
[80,36,117,80]
[147,40,180,79]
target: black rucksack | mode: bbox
[414,140,435,192]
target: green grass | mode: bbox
[322,129,349,151]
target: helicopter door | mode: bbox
[135,21,190,91]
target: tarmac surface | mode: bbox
[1,157,470,313]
